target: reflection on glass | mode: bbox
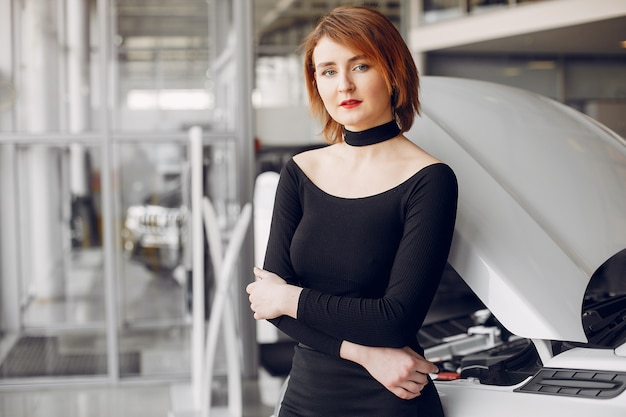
[0,143,107,380]
[115,141,188,377]
[469,0,509,14]
[423,0,463,23]
[114,138,236,377]
[1,0,240,384]
[5,0,99,134]
[126,89,213,110]
[422,0,547,23]
[424,0,462,12]
[114,1,211,132]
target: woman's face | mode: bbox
[312,37,393,132]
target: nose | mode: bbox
[338,73,354,93]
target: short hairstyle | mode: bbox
[302,6,420,144]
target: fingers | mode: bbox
[390,387,414,400]
[390,380,428,400]
[403,347,439,375]
[246,270,274,320]
[383,368,430,400]
[253,266,267,280]
[247,269,268,319]
[391,353,435,400]
[247,296,263,320]
[415,361,439,375]
[245,280,259,318]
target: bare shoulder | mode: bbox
[292,144,339,173]
[289,138,446,198]
[396,136,442,173]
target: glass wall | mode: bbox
[565,58,626,138]
[0,0,248,386]
[112,136,239,379]
[422,0,551,23]
[1,142,108,380]
[0,0,111,382]
[113,0,212,132]
[426,54,626,137]
[114,139,191,379]
[427,55,562,99]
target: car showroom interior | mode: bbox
[0,0,625,416]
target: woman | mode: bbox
[246,6,457,416]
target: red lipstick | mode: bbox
[340,99,362,109]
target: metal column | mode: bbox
[233,0,258,379]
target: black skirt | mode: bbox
[278,344,444,417]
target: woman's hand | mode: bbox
[246,267,302,320]
[340,341,438,400]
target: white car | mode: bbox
[407,76,626,417]
[271,76,626,416]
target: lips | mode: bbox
[340,99,362,109]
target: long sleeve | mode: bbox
[296,164,458,349]
[262,161,343,356]
[263,159,458,355]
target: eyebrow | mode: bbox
[315,54,367,70]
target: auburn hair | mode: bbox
[302,6,420,144]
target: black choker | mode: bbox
[344,120,400,147]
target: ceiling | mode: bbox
[115,0,626,58]
[253,1,626,57]
[253,0,402,55]
[437,16,626,56]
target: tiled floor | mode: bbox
[0,371,283,417]
[0,384,173,417]
[0,247,286,417]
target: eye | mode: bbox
[354,63,368,72]
[320,68,336,77]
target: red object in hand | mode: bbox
[435,372,461,381]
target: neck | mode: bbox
[344,120,400,147]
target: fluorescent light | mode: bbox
[127,89,213,110]
[527,61,556,70]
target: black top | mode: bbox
[264,158,458,357]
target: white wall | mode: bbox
[255,106,324,146]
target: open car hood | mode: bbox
[408,76,626,343]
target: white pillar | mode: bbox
[0,0,20,333]
[0,0,14,130]
[67,0,91,197]
[21,0,66,300]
